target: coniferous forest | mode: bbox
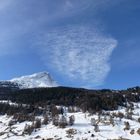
[0,86,140,113]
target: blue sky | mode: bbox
[0,0,140,89]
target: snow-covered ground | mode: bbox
[0,103,140,140]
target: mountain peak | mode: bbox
[10,71,58,89]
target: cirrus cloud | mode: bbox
[36,25,117,87]
[0,0,119,87]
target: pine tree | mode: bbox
[69,115,75,126]
[42,115,49,125]
[59,115,67,128]
[52,115,59,126]
[124,121,130,131]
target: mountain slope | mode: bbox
[9,71,58,89]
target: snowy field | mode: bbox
[0,102,140,140]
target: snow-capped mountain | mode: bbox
[9,72,58,89]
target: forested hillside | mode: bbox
[0,86,140,112]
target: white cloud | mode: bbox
[36,25,117,87]
[0,0,119,87]
[0,0,120,57]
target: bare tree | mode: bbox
[91,118,96,126]
[94,124,100,132]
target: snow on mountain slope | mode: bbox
[0,102,140,140]
[10,72,58,89]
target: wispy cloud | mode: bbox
[0,0,119,87]
[36,25,117,87]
